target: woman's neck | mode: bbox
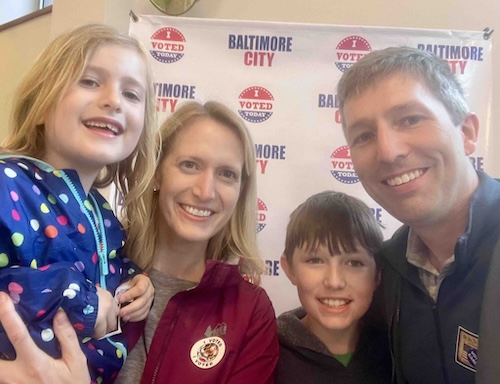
[152,236,208,283]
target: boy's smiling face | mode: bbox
[282,243,379,345]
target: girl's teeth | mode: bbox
[85,121,119,134]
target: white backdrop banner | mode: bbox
[129,15,492,315]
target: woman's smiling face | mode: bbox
[155,117,244,246]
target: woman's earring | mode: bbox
[153,186,159,193]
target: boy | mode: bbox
[277,191,391,383]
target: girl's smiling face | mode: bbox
[42,43,147,191]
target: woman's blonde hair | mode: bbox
[123,101,264,283]
[2,23,159,207]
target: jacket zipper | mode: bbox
[60,171,109,288]
[432,303,451,384]
[389,306,399,384]
[389,276,403,384]
[150,308,180,383]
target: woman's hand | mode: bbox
[118,274,155,322]
[0,292,90,384]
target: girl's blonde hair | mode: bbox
[2,24,159,207]
[123,101,264,283]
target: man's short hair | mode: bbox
[337,46,469,127]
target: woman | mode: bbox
[116,101,279,383]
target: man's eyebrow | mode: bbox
[345,101,430,134]
[345,118,372,133]
[384,101,430,117]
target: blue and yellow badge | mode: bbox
[455,326,479,372]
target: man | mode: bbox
[337,46,500,384]
[0,292,90,384]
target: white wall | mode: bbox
[0,14,52,141]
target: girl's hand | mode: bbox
[93,287,119,339]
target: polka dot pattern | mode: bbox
[0,253,8,267]
[0,157,133,381]
[11,209,20,221]
[41,328,54,342]
[44,225,58,239]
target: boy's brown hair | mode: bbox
[283,191,384,265]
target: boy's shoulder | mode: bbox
[277,307,306,333]
[276,308,338,384]
[277,307,331,354]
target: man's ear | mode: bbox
[461,112,479,156]
[281,254,297,286]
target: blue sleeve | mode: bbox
[0,261,130,384]
[119,255,143,282]
[0,168,100,357]
[0,160,129,382]
[0,263,99,354]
